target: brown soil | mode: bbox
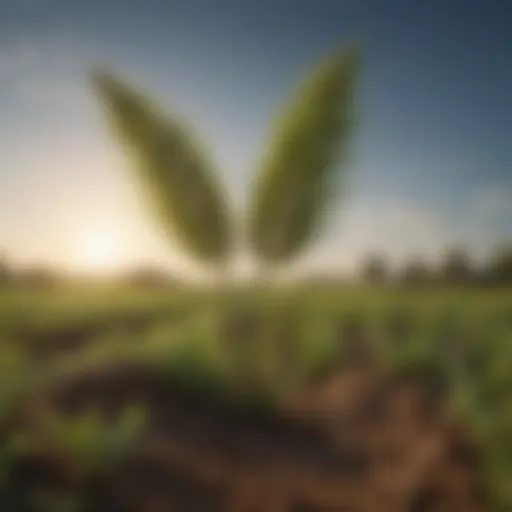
[7,359,487,511]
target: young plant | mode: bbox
[91,45,361,279]
[38,405,147,477]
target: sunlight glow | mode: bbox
[78,231,121,271]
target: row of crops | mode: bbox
[0,286,511,509]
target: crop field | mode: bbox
[0,284,511,510]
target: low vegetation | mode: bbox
[0,285,510,509]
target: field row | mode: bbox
[0,286,511,509]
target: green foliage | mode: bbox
[439,246,473,284]
[360,253,388,283]
[0,255,10,285]
[0,287,512,508]
[247,47,360,264]
[27,490,83,512]
[0,440,21,500]
[39,405,147,476]
[489,244,512,284]
[0,341,36,422]
[91,71,233,266]
[0,406,145,510]
[90,46,361,272]
[400,256,432,285]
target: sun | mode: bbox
[78,231,120,271]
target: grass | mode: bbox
[0,284,511,509]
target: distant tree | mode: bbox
[123,267,176,288]
[361,253,388,284]
[488,244,512,285]
[0,254,11,285]
[17,267,59,288]
[439,247,473,285]
[401,257,432,286]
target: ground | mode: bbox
[0,284,510,510]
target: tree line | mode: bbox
[1,244,510,288]
[360,245,512,286]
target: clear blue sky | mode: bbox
[0,0,510,274]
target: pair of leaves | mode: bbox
[91,46,360,269]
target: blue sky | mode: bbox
[0,0,510,275]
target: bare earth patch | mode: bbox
[8,359,487,511]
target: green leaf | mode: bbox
[91,69,233,266]
[247,46,360,264]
